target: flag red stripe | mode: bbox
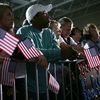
[4,58,10,86]
[1,39,15,51]
[18,43,30,59]
[0,29,19,56]
[29,47,37,58]
[0,40,14,54]
[21,43,32,58]
[29,48,37,57]
[4,37,17,48]
[30,47,40,57]
[0,43,12,55]
[84,49,100,68]
[38,50,43,55]
[1,58,15,86]
[48,73,60,94]
[32,47,40,56]
[1,58,10,86]
[84,49,94,68]
[6,32,19,43]
[18,41,43,59]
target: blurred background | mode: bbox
[1,0,100,30]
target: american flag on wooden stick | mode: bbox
[0,28,19,56]
[18,38,43,59]
[0,57,16,86]
[84,47,100,68]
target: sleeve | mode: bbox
[40,48,61,61]
[16,27,29,41]
[39,30,62,61]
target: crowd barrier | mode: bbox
[1,57,99,100]
[77,59,100,100]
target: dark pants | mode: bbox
[16,77,57,100]
[3,86,13,100]
[28,92,47,100]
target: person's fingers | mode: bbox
[36,55,48,68]
[60,43,78,59]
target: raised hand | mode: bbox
[36,55,48,69]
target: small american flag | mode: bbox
[48,72,60,94]
[0,57,16,86]
[18,38,43,59]
[84,47,100,68]
[0,28,19,56]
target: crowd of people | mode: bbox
[0,2,100,100]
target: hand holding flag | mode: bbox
[18,38,43,60]
[18,38,60,93]
[18,38,48,68]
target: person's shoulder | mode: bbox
[43,28,53,33]
[69,37,77,45]
[17,25,31,31]
[84,40,93,49]
[43,28,55,36]
[16,25,32,35]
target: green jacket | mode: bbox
[16,25,61,60]
[16,25,61,93]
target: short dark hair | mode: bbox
[70,27,82,36]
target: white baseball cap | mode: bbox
[26,4,52,23]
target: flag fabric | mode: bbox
[18,38,43,59]
[48,72,60,94]
[0,28,19,56]
[84,47,100,68]
[0,57,16,86]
